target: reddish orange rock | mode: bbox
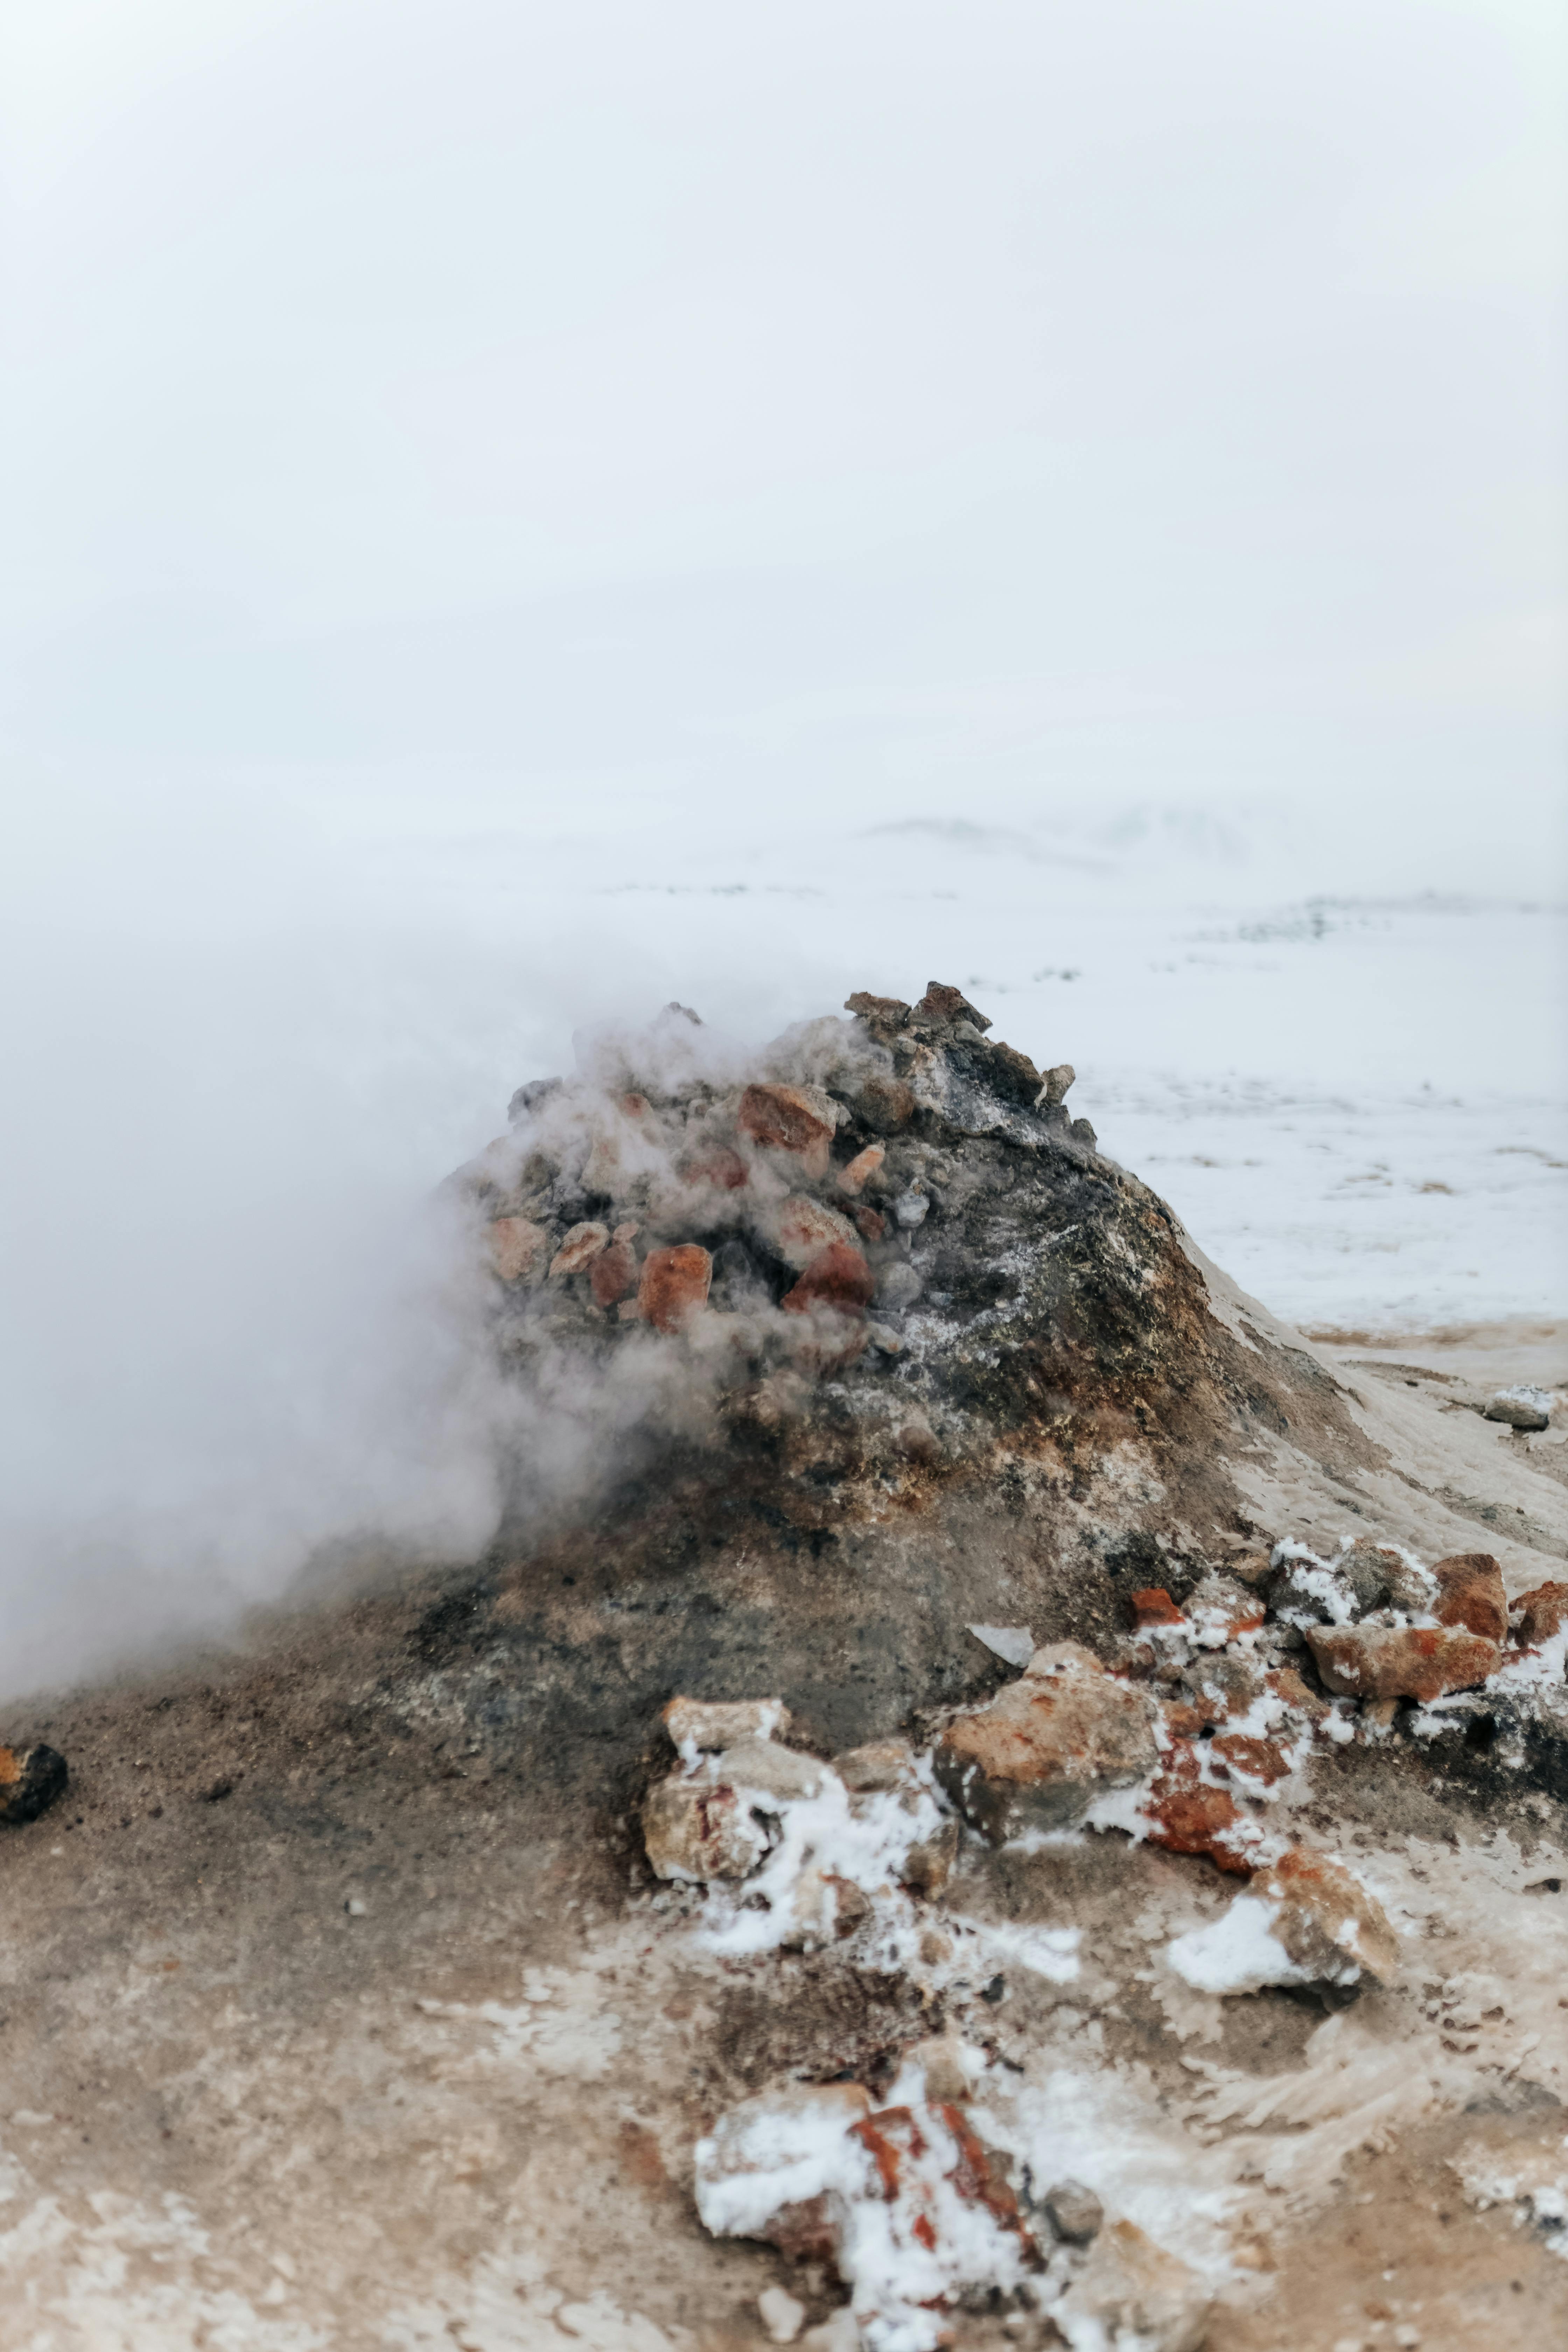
[550,1220,609,1278]
[1431,1552,1507,1645]
[853,1205,886,1243]
[912,982,989,1030]
[637,1245,712,1332]
[680,1145,749,1191]
[737,1083,835,1175]
[1130,1587,1185,1630]
[783,1241,875,1318]
[1306,1622,1499,1702]
[1143,1742,1254,1872]
[837,1144,886,1195]
[934,1643,1158,1842]
[1210,1732,1292,1785]
[1514,1581,1568,1644]
[590,1238,639,1309]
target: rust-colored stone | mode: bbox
[782,1242,875,1318]
[1306,1622,1499,1702]
[934,1643,1157,1842]
[1514,1581,1568,1645]
[853,1205,886,1243]
[680,1145,749,1191]
[1431,1552,1507,1645]
[1129,1587,1184,1630]
[636,1245,713,1333]
[1210,1732,1291,1785]
[589,1238,638,1310]
[913,982,989,1030]
[1265,1666,1331,1724]
[488,1217,549,1282]
[838,1143,886,1194]
[844,992,911,1034]
[737,1084,835,1173]
[776,1195,860,1269]
[1254,1845,1400,1983]
[1143,1743,1253,1872]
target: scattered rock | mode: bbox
[589,1236,639,1309]
[1514,1582,1568,1645]
[1306,1622,1500,1702]
[681,1144,750,1191]
[717,1738,830,1806]
[892,1191,929,1230]
[851,1205,886,1242]
[663,1696,793,1752]
[1130,1587,1185,1631]
[901,2031,978,2105]
[876,1261,923,1310]
[836,1144,885,1195]
[488,1217,549,1282]
[1056,2218,1211,2352]
[934,1642,1157,1842]
[899,1816,959,1896]
[776,1196,862,1270]
[1485,1385,1553,1432]
[843,992,911,1038]
[1071,1117,1098,1148]
[1142,1743,1256,1872]
[779,1868,871,1949]
[0,1744,68,1827]
[636,1244,713,1332]
[1168,1844,1398,1996]
[550,1221,610,1279]
[854,1074,917,1133]
[641,1770,772,1883]
[738,1084,836,1176]
[1039,2178,1103,2246]
[1431,1551,1508,1645]
[1182,1573,1266,1647]
[912,982,990,1030]
[833,1740,919,1792]
[782,1242,875,1318]
[1038,1063,1075,1106]
[987,1041,1043,1105]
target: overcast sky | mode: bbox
[2,0,1564,853]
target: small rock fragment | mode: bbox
[780,1868,871,1950]
[844,992,911,1036]
[637,1244,713,1332]
[836,1144,885,1195]
[1514,1582,1568,1645]
[1038,1063,1076,1106]
[899,1818,959,1896]
[738,1084,836,1176]
[0,1744,68,1826]
[875,1261,923,1310]
[987,1041,1042,1103]
[1485,1385,1553,1431]
[934,1641,1158,1842]
[1306,1622,1499,1702]
[776,1195,862,1270]
[488,1217,550,1282]
[718,1739,829,1805]
[1253,1845,1400,1984]
[892,1191,929,1230]
[1142,1743,1256,1872]
[1430,1552,1508,1646]
[967,1623,1036,1668]
[680,1145,749,1191]
[855,1074,917,1133]
[1057,2218,1211,2352]
[852,1205,886,1243]
[782,1242,875,1318]
[1040,2178,1103,2245]
[912,982,990,1030]
[641,1770,771,1883]
[589,1236,638,1309]
[663,1696,792,1752]
[1130,1586,1185,1631]
[1182,1573,1266,1647]
[550,1220,610,1279]
[1071,1117,1098,1148]
[833,1740,919,1792]
[901,2031,978,2105]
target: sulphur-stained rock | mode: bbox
[487,1216,549,1282]
[934,1642,1158,1842]
[1514,1582,1568,1645]
[550,1220,609,1279]
[737,1083,835,1175]
[1057,2218,1211,2352]
[641,1770,771,1882]
[836,1143,885,1195]
[663,1696,793,1752]
[636,1244,712,1332]
[1254,1846,1400,1985]
[775,1195,861,1270]
[1431,1551,1508,1645]
[1306,1622,1499,1702]
[781,1242,875,1318]
[0,1744,68,1827]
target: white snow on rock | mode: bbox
[1165,1895,1308,1996]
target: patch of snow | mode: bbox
[1166,1897,1309,1995]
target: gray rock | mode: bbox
[1040,2178,1104,2245]
[1071,1117,1098,1148]
[1485,1386,1553,1432]
[877,1261,923,1310]
[894,1191,930,1230]
[1038,1063,1076,1106]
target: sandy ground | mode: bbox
[1,1322,1566,2351]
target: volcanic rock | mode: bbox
[1306,1623,1500,1702]
[1513,1582,1568,1645]
[1255,1845,1400,1984]
[636,1244,712,1331]
[1057,2218,1211,2352]
[0,1743,68,1827]
[1431,1551,1508,1645]
[1040,2178,1104,2245]
[642,1769,771,1882]
[1485,1385,1553,1431]
[550,1221,609,1278]
[488,1217,549,1282]
[663,1696,793,1752]
[934,1641,1157,1842]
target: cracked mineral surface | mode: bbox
[0,985,1564,2350]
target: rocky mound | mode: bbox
[439,982,1377,1768]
